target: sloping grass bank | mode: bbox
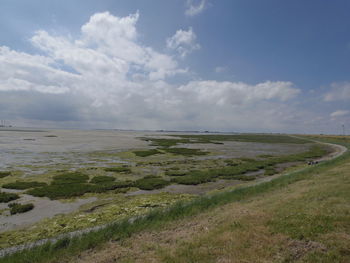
[1,139,348,263]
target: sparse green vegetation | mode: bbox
[133,149,163,157]
[0,171,11,178]
[0,192,20,203]
[2,181,47,190]
[8,203,34,215]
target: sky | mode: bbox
[0,0,350,134]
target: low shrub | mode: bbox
[0,171,11,178]
[0,192,20,203]
[9,202,34,215]
[2,181,47,190]
[104,167,131,173]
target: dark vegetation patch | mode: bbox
[104,167,131,173]
[0,171,11,178]
[165,171,187,176]
[51,172,89,185]
[133,149,163,157]
[162,147,208,156]
[89,176,115,184]
[2,181,47,190]
[135,176,170,190]
[0,192,20,203]
[264,167,278,176]
[8,203,34,215]
[26,171,132,199]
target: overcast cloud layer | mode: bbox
[0,11,349,133]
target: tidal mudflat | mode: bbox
[0,128,333,249]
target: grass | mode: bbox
[0,192,19,203]
[2,181,47,190]
[8,203,34,215]
[133,149,163,157]
[0,137,348,263]
[0,172,11,179]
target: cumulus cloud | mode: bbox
[185,0,207,16]
[324,82,350,101]
[166,27,200,58]
[330,110,349,118]
[0,11,308,132]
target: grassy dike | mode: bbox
[1,137,349,263]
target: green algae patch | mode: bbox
[0,193,194,248]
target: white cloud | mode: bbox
[166,27,200,58]
[179,80,299,105]
[185,0,207,17]
[0,11,311,133]
[330,110,349,118]
[324,82,350,101]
